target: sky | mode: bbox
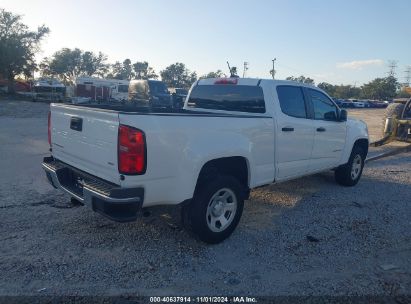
[1,0,409,85]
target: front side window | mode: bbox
[187,85,265,113]
[276,86,307,118]
[309,89,338,121]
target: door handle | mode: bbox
[316,127,326,132]
[282,127,294,132]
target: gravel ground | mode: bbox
[0,99,410,297]
[347,108,385,143]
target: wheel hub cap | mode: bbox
[351,154,362,180]
[206,188,237,233]
[211,201,224,217]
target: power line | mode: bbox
[387,60,398,77]
[404,66,411,86]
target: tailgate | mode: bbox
[50,104,120,184]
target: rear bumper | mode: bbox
[42,156,144,222]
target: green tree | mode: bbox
[106,59,135,80]
[317,82,336,96]
[41,48,109,84]
[106,61,122,79]
[334,85,361,99]
[0,9,49,92]
[133,61,158,80]
[160,62,197,88]
[360,76,399,100]
[200,70,225,79]
[286,75,315,85]
[81,51,108,77]
[121,59,134,80]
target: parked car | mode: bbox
[341,99,354,108]
[42,78,369,243]
[362,100,371,108]
[368,100,388,108]
[128,80,172,108]
[172,88,188,108]
[350,99,366,108]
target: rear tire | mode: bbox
[382,103,405,136]
[182,175,244,244]
[335,146,365,186]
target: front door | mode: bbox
[306,88,346,172]
[275,85,315,180]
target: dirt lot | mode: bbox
[347,108,385,143]
[0,99,410,298]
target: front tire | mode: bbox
[335,146,365,186]
[182,175,244,244]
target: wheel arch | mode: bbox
[353,138,369,158]
[194,156,250,198]
[340,136,369,165]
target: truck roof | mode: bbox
[197,77,317,88]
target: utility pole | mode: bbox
[387,60,398,77]
[404,66,411,87]
[271,58,276,79]
[243,62,249,78]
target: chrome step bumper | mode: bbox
[42,156,144,222]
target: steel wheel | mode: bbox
[351,154,362,180]
[206,188,237,233]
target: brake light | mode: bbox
[214,78,238,85]
[48,111,51,147]
[118,125,146,175]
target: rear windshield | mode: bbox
[187,85,265,113]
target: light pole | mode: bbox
[271,58,276,79]
[243,62,249,78]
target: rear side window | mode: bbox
[187,85,265,113]
[276,86,307,118]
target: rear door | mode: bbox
[50,104,120,184]
[306,88,346,171]
[274,85,315,180]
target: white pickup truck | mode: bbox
[43,78,369,243]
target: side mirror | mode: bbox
[339,109,347,121]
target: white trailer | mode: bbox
[76,76,129,101]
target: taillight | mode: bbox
[118,125,146,175]
[48,111,51,147]
[214,78,238,85]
